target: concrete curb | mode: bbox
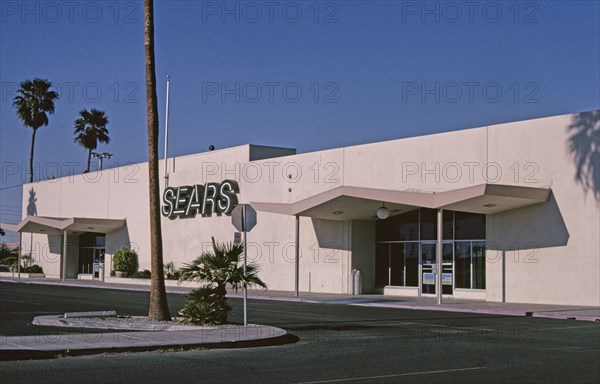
[530,312,600,322]
[353,302,600,322]
[0,325,294,361]
[354,302,530,317]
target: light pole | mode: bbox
[91,152,113,171]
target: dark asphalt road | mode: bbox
[1,281,599,384]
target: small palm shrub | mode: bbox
[113,247,138,276]
[178,237,267,325]
[164,261,180,280]
[179,286,230,325]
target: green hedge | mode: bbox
[23,264,43,273]
[113,247,138,275]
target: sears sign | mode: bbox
[161,180,239,219]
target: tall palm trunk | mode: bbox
[144,0,170,321]
[87,149,92,173]
[29,128,37,183]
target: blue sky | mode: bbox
[1,0,599,241]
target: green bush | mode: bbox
[113,247,138,275]
[23,264,43,273]
[0,256,18,269]
[130,269,151,279]
[0,244,19,260]
[178,286,231,325]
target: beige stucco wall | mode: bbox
[19,112,600,305]
[484,114,599,305]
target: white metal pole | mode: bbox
[436,209,443,305]
[295,215,300,297]
[163,75,171,187]
[17,232,22,279]
[62,230,68,282]
[243,205,248,326]
[502,250,506,302]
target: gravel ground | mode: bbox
[33,315,229,331]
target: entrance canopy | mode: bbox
[1,216,126,235]
[251,184,551,220]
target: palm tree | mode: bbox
[144,0,171,321]
[13,78,59,183]
[73,109,110,173]
[178,237,267,324]
[568,111,600,200]
[179,237,267,295]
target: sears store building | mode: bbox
[4,111,599,306]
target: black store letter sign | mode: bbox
[161,180,239,219]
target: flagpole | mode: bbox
[163,75,171,187]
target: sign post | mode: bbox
[231,204,257,326]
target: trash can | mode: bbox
[352,269,362,295]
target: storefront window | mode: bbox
[405,242,419,287]
[420,209,437,240]
[375,243,389,286]
[398,210,419,241]
[376,209,419,242]
[79,232,106,247]
[472,241,486,289]
[443,211,454,240]
[375,209,485,291]
[455,241,471,289]
[390,244,404,286]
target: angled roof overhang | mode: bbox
[1,216,126,235]
[251,184,551,221]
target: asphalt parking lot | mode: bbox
[1,281,599,383]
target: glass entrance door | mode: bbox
[421,242,454,295]
[92,248,105,279]
[79,247,105,279]
[79,248,94,275]
[421,243,436,294]
[442,242,453,295]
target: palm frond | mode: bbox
[13,78,58,130]
[73,108,110,151]
[178,237,267,291]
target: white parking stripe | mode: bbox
[295,366,485,383]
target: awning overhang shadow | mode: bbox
[251,184,552,221]
[1,216,126,235]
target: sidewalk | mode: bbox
[1,277,598,361]
[3,276,599,321]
